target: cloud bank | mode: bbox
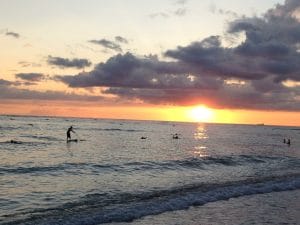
[25,0,300,111]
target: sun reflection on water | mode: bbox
[192,124,210,158]
[194,124,208,140]
[193,146,209,158]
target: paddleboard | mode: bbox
[67,139,78,143]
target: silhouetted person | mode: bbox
[173,133,179,139]
[67,126,75,141]
[283,138,286,144]
[287,139,291,145]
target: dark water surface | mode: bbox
[0,116,299,224]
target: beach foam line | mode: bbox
[4,175,300,225]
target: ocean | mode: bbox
[0,115,299,225]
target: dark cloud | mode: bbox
[5,31,20,39]
[47,56,92,69]
[55,0,300,111]
[266,0,300,19]
[56,52,220,89]
[56,52,300,110]
[166,0,300,83]
[15,73,45,82]
[89,39,123,52]
[103,83,300,111]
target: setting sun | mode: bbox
[187,105,214,122]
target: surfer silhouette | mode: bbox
[67,126,75,141]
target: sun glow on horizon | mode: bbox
[187,105,214,122]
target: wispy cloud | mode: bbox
[149,0,189,18]
[115,36,129,44]
[18,61,41,68]
[174,0,188,6]
[149,12,170,19]
[209,2,239,18]
[149,8,188,18]
[5,31,20,39]
[89,39,123,52]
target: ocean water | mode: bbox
[0,115,299,225]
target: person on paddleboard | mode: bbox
[67,126,75,141]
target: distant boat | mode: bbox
[256,123,265,126]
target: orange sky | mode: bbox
[1,100,299,126]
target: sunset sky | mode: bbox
[1,0,300,126]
